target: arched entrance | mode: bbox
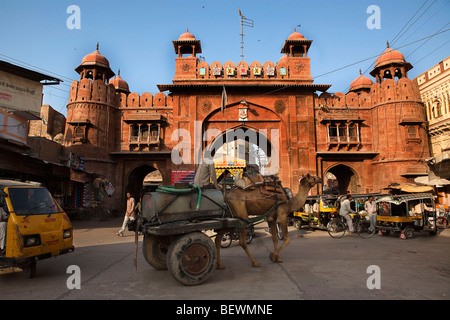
[200,99,291,188]
[125,164,162,200]
[205,125,278,176]
[325,164,359,194]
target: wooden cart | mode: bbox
[134,185,241,285]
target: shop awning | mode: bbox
[384,183,434,193]
[414,176,450,186]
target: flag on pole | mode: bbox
[221,85,227,113]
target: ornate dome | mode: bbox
[75,43,115,79]
[374,44,406,69]
[80,44,110,69]
[178,29,196,41]
[287,29,305,40]
[349,71,373,91]
[109,70,129,93]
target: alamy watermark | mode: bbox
[66,265,81,289]
[170,121,280,174]
[366,265,381,289]
[66,5,81,30]
[367,5,381,30]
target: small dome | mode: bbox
[350,72,373,91]
[287,29,305,40]
[81,48,110,69]
[178,29,196,40]
[109,71,129,93]
[374,45,406,69]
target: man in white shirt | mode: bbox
[117,192,135,237]
[194,159,221,189]
[340,195,356,232]
[364,196,377,232]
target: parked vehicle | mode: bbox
[291,195,339,230]
[0,180,74,277]
[375,193,438,239]
[291,193,385,230]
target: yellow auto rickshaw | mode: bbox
[291,195,339,230]
[0,180,74,277]
[375,193,438,239]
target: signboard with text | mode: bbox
[171,170,195,185]
[0,70,43,117]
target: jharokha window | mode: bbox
[326,121,360,149]
[67,120,91,144]
[124,112,167,151]
[128,123,161,145]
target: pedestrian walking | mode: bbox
[117,192,135,237]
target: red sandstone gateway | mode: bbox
[62,30,429,213]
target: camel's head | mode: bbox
[299,173,322,188]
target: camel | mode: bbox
[215,173,322,269]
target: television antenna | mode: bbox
[239,8,254,60]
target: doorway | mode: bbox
[326,164,359,194]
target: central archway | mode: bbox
[125,164,162,200]
[325,164,360,194]
[204,125,279,176]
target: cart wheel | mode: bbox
[167,232,217,286]
[143,235,169,270]
[403,226,414,239]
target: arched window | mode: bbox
[394,68,402,80]
[433,100,442,118]
[85,70,93,80]
[95,71,103,80]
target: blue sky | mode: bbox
[1,0,449,116]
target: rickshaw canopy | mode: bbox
[375,193,436,205]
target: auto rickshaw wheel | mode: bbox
[403,226,414,239]
[143,234,169,270]
[167,232,217,286]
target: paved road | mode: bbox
[0,216,449,300]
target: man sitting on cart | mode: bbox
[194,158,222,190]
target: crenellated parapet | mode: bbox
[115,91,173,109]
[176,57,310,80]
